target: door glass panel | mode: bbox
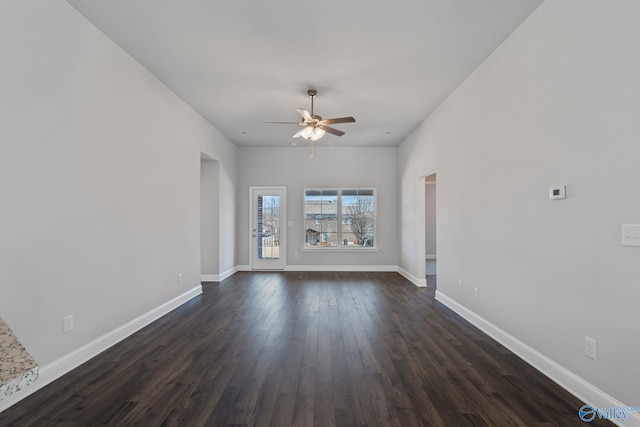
[257,195,280,259]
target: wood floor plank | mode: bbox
[0,271,613,426]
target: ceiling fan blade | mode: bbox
[297,109,312,121]
[318,125,345,137]
[321,117,356,125]
[292,129,305,138]
[266,121,302,125]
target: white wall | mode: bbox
[237,146,398,268]
[0,0,237,403]
[399,0,640,409]
[200,157,220,276]
[205,133,238,277]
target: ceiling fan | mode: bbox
[268,89,355,158]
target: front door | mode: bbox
[250,187,286,270]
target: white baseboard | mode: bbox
[219,266,238,281]
[200,266,239,283]
[0,286,202,414]
[285,264,398,272]
[435,291,640,427]
[237,264,250,272]
[425,254,437,260]
[397,266,427,287]
[240,265,428,289]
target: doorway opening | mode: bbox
[425,173,437,288]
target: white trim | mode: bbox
[434,291,640,427]
[0,286,202,414]
[300,247,381,252]
[237,264,250,272]
[285,264,397,272]
[397,266,427,287]
[218,266,238,281]
[200,266,239,283]
[425,254,437,260]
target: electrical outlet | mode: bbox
[459,280,463,292]
[585,336,597,360]
[63,315,73,333]
[177,273,183,285]
[474,288,478,298]
[549,185,566,200]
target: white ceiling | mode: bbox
[66,0,543,148]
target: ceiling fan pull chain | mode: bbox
[309,139,314,159]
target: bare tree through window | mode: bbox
[347,197,373,246]
[342,192,374,247]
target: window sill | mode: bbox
[300,247,381,252]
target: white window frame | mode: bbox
[302,188,378,251]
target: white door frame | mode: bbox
[249,186,286,270]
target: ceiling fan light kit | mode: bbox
[298,126,325,141]
[268,89,355,159]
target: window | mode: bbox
[304,188,375,248]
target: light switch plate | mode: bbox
[584,336,597,360]
[622,224,640,247]
[63,315,73,333]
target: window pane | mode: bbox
[340,189,374,247]
[257,195,280,259]
[304,189,338,247]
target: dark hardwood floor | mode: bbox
[0,272,610,426]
